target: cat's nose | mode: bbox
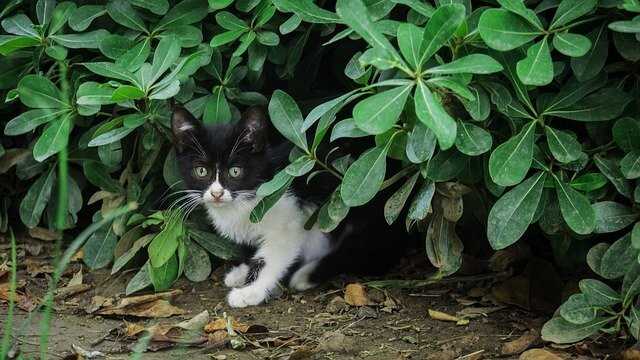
[210,189,224,199]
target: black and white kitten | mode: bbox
[171,106,405,308]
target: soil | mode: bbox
[0,244,620,360]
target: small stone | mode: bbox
[326,296,349,314]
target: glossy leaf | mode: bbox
[414,80,456,149]
[489,121,536,187]
[341,144,389,207]
[554,176,596,235]
[354,84,412,135]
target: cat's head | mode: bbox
[171,106,273,209]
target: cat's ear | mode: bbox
[238,106,268,152]
[171,107,202,151]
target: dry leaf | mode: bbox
[457,306,505,320]
[502,330,539,355]
[519,348,564,360]
[125,322,146,337]
[427,309,468,325]
[25,258,55,277]
[68,268,83,286]
[0,282,37,312]
[344,283,373,306]
[204,318,250,333]
[55,284,91,300]
[326,296,349,314]
[91,290,185,318]
[71,249,84,262]
[28,227,62,241]
[177,310,210,330]
[623,348,640,360]
[71,344,105,359]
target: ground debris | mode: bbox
[316,331,358,354]
[520,348,566,360]
[70,344,105,359]
[428,309,469,325]
[344,283,374,306]
[502,330,540,355]
[88,289,185,318]
[0,279,37,311]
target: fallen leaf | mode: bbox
[0,281,37,312]
[344,283,374,306]
[204,318,250,333]
[502,330,540,355]
[316,331,358,354]
[55,284,91,300]
[428,309,468,325]
[28,227,62,241]
[519,348,565,360]
[457,306,506,320]
[622,348,640,360]
[125,322,146,337]
[68,267,83,286]
[25,258,55,276]
[24,242,43,256]
[71,249,84,262]
[177,310,210,330]
[91,290,185,318]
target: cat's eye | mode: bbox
[193,166,209,178]
[228,166,243,178]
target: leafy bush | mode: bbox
[2,0,640,344]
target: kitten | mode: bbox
[171,106,406,308]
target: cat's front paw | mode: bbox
[227,286,267,308]
[224,264,249,288]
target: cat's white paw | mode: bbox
[227,286,267,308]
[289,261,318,291]
[224,264,249,288]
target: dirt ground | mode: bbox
[0,243,626,360]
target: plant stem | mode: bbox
[380,165,418,191]
[313,156,343,180]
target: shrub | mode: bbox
[1,0,640,344]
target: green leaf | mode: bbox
[131,0,169,15]
[49,2,76,35]
[203,87,231,124]
[570,173,608,192]
[117,39,150,72]
[593,201,638,234]
[45,45,67,60]
[397,23,422,70]
[384,172,419,225]
[426,54,503,75]
[547,88,631,122]
[256,170,292,197]
[408,181,435,221]
[516,37,553,86]
[273,0,340,24]
[555,176,596,235]
[88,126,138,147]
[479,9,541,51]
[489,121,536,187]
[33,115,71,162]
[251,176,293,223]
[76,82,115,106]
[216,11,248,31]
[550,0,597,30]
[600,234,636,279]
[621,150,640,179]
[0,35,40,55]
[612,118,640,153]
[155,0,208,30]
[50,29,109,49]
[184,239,211,282]
[455,121,492,156]
[487,172,546,250]
[82,62,138,84]
[256,31,279,46]
[354,84,412,135]
[336,0,404,67]
[545,126,582,163]
[189,229,240,260]
[553,32,591,57]
[545,73,606,114]
[69,5,106,32]
[331,118,368,141]
[406,122,436,163]
[427,77,474,101]
[209,0,233,10]
[285,155,315,177]
[341,144,389,207]
[579,279,621,307]
[610,18,640,33]
[414,80,456,150]
[279,14,302,34]
[541,317,611,344]
[111,233,154,274]
[497,0,544,29]
[594,155,633,199]
[210,29,245,47]
[571,24,608,82]
[268,90,308,151]
[36,0,55,26]
[149,254,179,291]
[19,167,55,228]
[460,85,490,121]
[419,4,466,66]
[17,74,66,109]
[423,149,467,181]
[623,263,640,306]
[559,293,597,324]
[4,108,65,135]
[111,85,145,102]
[148,217,183,268]
[83,220,117,269]
[125,263,151,295]
[83,161,123,194]
[151,34,181,84]
[1,14,38,37]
